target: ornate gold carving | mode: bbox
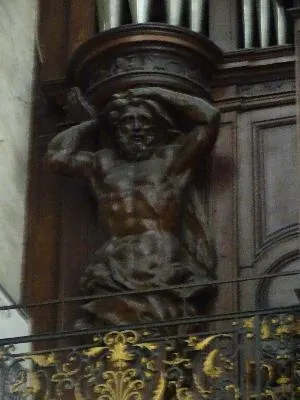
[94,369,144,399]
[1,314,298,399]
[10,371,41,397]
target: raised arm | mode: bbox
[168,103,220,175]
[47,119,98,177]
[127,87,220,175]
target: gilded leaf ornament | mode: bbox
[1,314,298,399]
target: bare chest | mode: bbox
[105,160,166,190]
[90,146,190,210]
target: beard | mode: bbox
[116,130,156,161]
[118,140,154,161]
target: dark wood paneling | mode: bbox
[24,2,298,341]
[22,83,61,342]
[25,0,96,341]
[209,113,238,322]
[58,178,98,331]
[67,0,95,56]
[39,0,69,80]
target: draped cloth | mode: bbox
[79,186,217,327]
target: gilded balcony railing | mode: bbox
[95,0,294,49]
[0,306,299,398]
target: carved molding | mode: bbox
[238,232,299,312]
[82,52,208,95]
[252,116,297,252]
[214,88,296,112]
[214,45,295,86]
[289,6,300,20]
[42,44,296,118]
[67,23,222,108]
[238,79,296,96]
[251,234,299,274]
[43,78,296,123]
[254,224,299,260]
[256,250,300,308]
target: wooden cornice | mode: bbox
[42,45,296,115]
[213,45,295,87]
[289,7,300,20]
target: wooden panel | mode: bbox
[22,85,61,342]
[58,177,98,331]
[39,0,69,80]
[266,257,300,308]
[236,104,297,313]
[237,104,296,268]
[293,12,300,240]
[209,112,238,318]
[239,236,299,311]
[67,0,95,56]
[253,117,297,243]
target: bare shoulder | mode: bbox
[154,143,183,161]
[94,148,118,174]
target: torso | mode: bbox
[89,144,191,238]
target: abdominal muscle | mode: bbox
[94,187,185,284]
[98,190,180,238]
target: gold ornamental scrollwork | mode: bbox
[1,313,299,399]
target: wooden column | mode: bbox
[67,0,95,56]
[39,0,69,80]
[38,0,96,80]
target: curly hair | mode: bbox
[100,92,176,131]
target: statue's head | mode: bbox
[103,93,175,161]
[117,102,157,160]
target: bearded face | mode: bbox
[115,104,158,161]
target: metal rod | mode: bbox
[254,314,262,395]
[165,0,184,26]
[128,0,151,23]
[0,269,299,311]
[189,0,206,32]
[257,0,271,47]
[242,0,254,48]
[272,0,287,45]
[9,327,243,357]
[96,0,123,31]
[0,304,298,347]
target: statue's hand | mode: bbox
[47,150,71,172]
[127,87,158,99]
[68,87,82,107]
[67,87,97,120]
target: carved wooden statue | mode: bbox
[47,87,220,328]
